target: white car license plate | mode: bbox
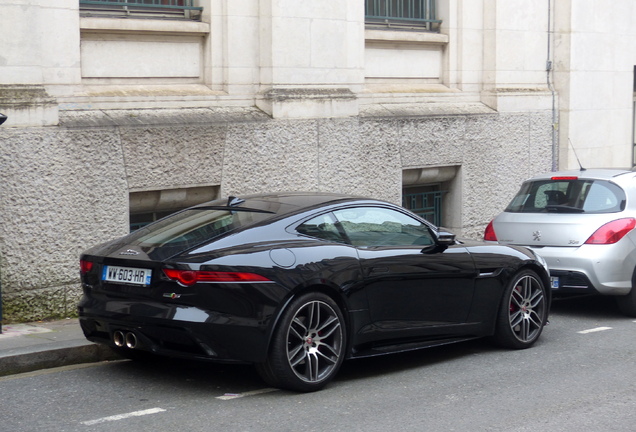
[550,276,559,289]
[102,265,152,286]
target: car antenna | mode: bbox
[569,139,586,172]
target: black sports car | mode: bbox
[79,192,550,392]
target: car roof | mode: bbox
[193,192,376,216]
[525,169,636,182]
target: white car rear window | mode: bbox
[505,179,625,214]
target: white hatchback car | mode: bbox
[485,169,636,316]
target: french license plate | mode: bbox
[102,265,152,286]
[550,276,559,289]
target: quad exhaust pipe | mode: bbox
[113,330,138,349]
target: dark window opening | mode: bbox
[129,186,218,232]
[402,184,444,226]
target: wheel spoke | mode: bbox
[316,348,338,365]
[522,277,531,298]
[307,302,320,330]
[527,310,543,328]
[306,352,319,381]
[511,289,523,307]
[317,315,338,335]
[510,309,523,328]
[288,343,305,366]
[291,317,307,337]
[529,291,544,307]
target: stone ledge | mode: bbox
[258,88,358,119]
[80,17,210,35]
[360,102,496,118]
[59,107,271,128]
[365,29,448,45]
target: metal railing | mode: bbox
[403,191,443,226]
[79,0,202,20]
[365,0,441,31]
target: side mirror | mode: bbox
[421,230,456,254]
[0,114,6,126]
[436,231,456,246]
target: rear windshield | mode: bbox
[505,179,626,214]
[126,208,273,259]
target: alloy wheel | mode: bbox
[508,274,546,343]
[286,299,343,383]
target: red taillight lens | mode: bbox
[163,269,271,286]
[80,260,94,274]
[484,220,498,241]
[585,218,636,245]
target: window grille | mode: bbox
[365,0,441,31]
[79,0,202,20]
[402,191,444,226]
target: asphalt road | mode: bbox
[1,295,635,432]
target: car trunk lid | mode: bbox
[492,212,613,247]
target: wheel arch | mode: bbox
[521,262,552,309]
[260,281,354,362]
[490,264,550,349]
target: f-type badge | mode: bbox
[119,249,140,256]
[163,293,181,299]
[533,231,541,241]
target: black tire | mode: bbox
[491,269,548,349]
[615,279,636,317]
[256,292,346,392]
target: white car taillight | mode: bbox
[585,218,636,245]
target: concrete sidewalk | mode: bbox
[0,319,120,377]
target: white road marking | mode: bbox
[216,388,278,400]
[578,326,613,334]
[81,408,166,426]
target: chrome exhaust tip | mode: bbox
[113,330,125,347]
[125,332,138,349]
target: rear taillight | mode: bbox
[585,218,636,245]
[80,260,94,274]
[162,269,271,286]
[484,220,498,241]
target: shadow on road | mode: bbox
[97,336,502,395]
[337,338,494,384]
[550,294,623,319]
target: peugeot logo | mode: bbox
[119,249,140,256]
[532,231,541,242]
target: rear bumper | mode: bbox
[78,296,275,364]
[527,243,636,295]
[549,270,599,295]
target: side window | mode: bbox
[297,213,347,243]
[333,207,434,247]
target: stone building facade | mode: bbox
[1,0,634,322]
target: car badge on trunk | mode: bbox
[119,249,140,256]
[533,231,541,241]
